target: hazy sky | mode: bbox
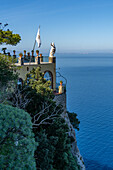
[0,0,113,53]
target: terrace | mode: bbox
[4,50,67,95]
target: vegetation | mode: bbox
[45,117,79,170]
[0,54,18,104]
[2,47,7,54]
[0,28,80,169]
[8,67,80,169]
[26,67,53,98]
[0,23,21,46]
[0,104,36,169]
[68,111,80,131]
[60,80,63,84]
[19,52,23,57]
[0,54,18,86]
[36,50,39,53]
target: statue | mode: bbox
[49,42,56,57]
[59,81,64,94]
[35,56,38,64]
[18,56,22,65]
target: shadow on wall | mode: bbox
[84,159,113,170]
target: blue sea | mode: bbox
[56,53,113,170]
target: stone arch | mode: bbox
[27,67,29,71]
[17,78,23,87]
[44,70,53,89]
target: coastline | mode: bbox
[54,93,85,170]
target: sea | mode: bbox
[56,53,113,170]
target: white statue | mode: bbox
[49,42,56,57]
[18,56,21,65]
[35,56,38,64]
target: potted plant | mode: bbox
[40,53,43,62]
[60,80,63,85]
[13,50,16,55]
[59,81,64,94]
[24,50,26,55]
[2,48,7,54]
[27,52,30,56]
[36,50,39,56]
[19,53,23,58]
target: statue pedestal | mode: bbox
[49,57,56,63]
[35,56,40,64]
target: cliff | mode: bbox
[54,93,85,170]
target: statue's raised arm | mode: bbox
[49,42,56,57]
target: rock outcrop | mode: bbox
[54,93,85,170]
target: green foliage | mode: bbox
[0,23,81,169]
[36,50,39,53]
[11,86,43,114]
[22,67,79,169]
[0,29,21,45]
[34,117,80,170]
[60,80,63,84]
[9,67,54,116]
[26,67,53,98]
[0,104,37,169]
[67,111,80,131]
[0,54,18,86]
[8,67,80,170]
[35,130,56,170]
[19,52,23,56]
[46,117,79,170]
[0,54,18,104]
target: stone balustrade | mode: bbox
[7,50,56,65]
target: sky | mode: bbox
[0,0,113,54]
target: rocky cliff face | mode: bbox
[63,111,85,170]
[54,93,85,170]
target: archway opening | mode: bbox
[17,78,23,88]
[44,71,53,89]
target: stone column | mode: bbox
[24,50,26,59]
[18,56,22,65]
[13,50,16,59]
[31,50,34,62]
[49,56,56,63]
[40,54,43,62]
[27,52,30,60]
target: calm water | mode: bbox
[56,53,113,170]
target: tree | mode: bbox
[0,23,21,46]
[10,67,54,115]
[0,54,18,104]
[35,130,56,170]
[0,54,18,86]
[0,23,20,88]
[67,111,80,131]
[26,67,53,98]
[0,54,18,105]
[46,117,80,170]
[8,67,80,170]
[9,87,61,128]
[0,104,37,169]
